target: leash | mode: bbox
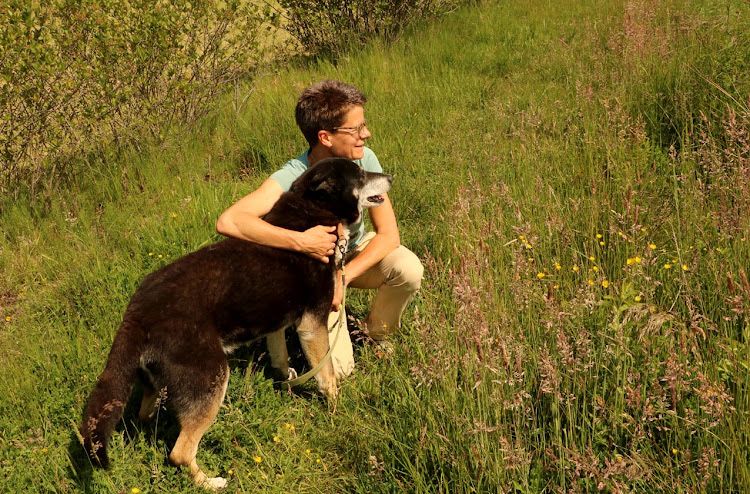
[283,224,348,388]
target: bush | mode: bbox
[0,0,270,195]
[275,0,466,58]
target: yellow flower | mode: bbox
[157,254,163,259]
[596,233,603,239]
[4,316,11,322]
[148,252,154,256]
[634,295,642,302]
[587,279,594,286]
[553,284,560,289]
[601,280,610,288]
[131,489,141,494]
[273,435,281,443]
[648,243,656,250]
[572,265,580,273]
[170,212,177,218]
[228,469,234,476]
[305,449,311,454]
[663,263,672,270]
[588,255,596,262]
[681,264,689,271]
[626,257,635,266]
[672,448,679,455]
[284,423,295,431]
[524,242,532,249]
[253,455,262,463]
[634,256,641,263]
[592,266,599,273]
[316,458,321,464]
[519,235,526,241]
[536,272,546,279]
[554,262,561,271]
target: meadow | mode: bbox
[1,0,749,492]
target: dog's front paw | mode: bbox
[201,476,228,490]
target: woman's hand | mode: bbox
[297,225,337,263]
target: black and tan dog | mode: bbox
[80,158,392,489]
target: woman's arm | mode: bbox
[345,193,400,282]
[216,178,337,263]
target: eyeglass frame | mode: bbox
[331,121,368,136]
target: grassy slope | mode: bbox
[1,0,749,492]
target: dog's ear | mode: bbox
[314,177,336,194]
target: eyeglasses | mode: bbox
[332,121,368,136]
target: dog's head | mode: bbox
[290,158,392,225]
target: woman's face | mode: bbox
[327,105,371,160]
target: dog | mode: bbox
[80,157,392,489]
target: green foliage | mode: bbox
[1,0,750,492]
[0,0,269,195]
[275,0,467,58]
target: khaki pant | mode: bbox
[272,234,424,380]
[327,233,424,377]
[346,232,424,339]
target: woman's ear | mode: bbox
[318,129,334,149]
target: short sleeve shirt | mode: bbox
[269,147,383,249]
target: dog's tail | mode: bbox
[80,319,145,468]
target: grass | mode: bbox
[1,0,750,492]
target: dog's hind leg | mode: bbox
[296,312,338,401]
[168,361,230,490]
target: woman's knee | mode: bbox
[386,247,424,291]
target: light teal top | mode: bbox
[270,147,383,249]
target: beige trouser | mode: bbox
[345,232,424,340]
[272,233,424,380]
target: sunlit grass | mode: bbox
[1,0,749,492]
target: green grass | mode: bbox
[2,0,750,492]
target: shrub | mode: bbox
[274,0,467,58]
[0,0,270,195]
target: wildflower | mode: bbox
[131,489,141,494]
[524,242,532,249]
[148,252,154,256]
[634,256,641,263]
[596,233,603,239]
[626,258,635,266]
[601,280,610,288]
[634,295,642,302]
[273,435,281,443]
[519,235,526,241]
[572,265,580,273]
[681,264,689,271]
[648,243,656,250]
[305,449,311,454]
[253,455,262,463]
[592,266,599,273]
[316,458,321,464]
[589,255,596,262]
[672,448,679,455]
[537,272,546,279]
[599,241,605,247]
[587,279,594,286]
[4,316,11,322]
[664,263,672,270]
[554,262,561,271]
[157,254,163,259]
[553,284,560,289]
[284,423,295,431]
[228,469,234,476]
[170,212,177,218]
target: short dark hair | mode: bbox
[295,80,367,147]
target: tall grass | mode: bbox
[1,0,749,492]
